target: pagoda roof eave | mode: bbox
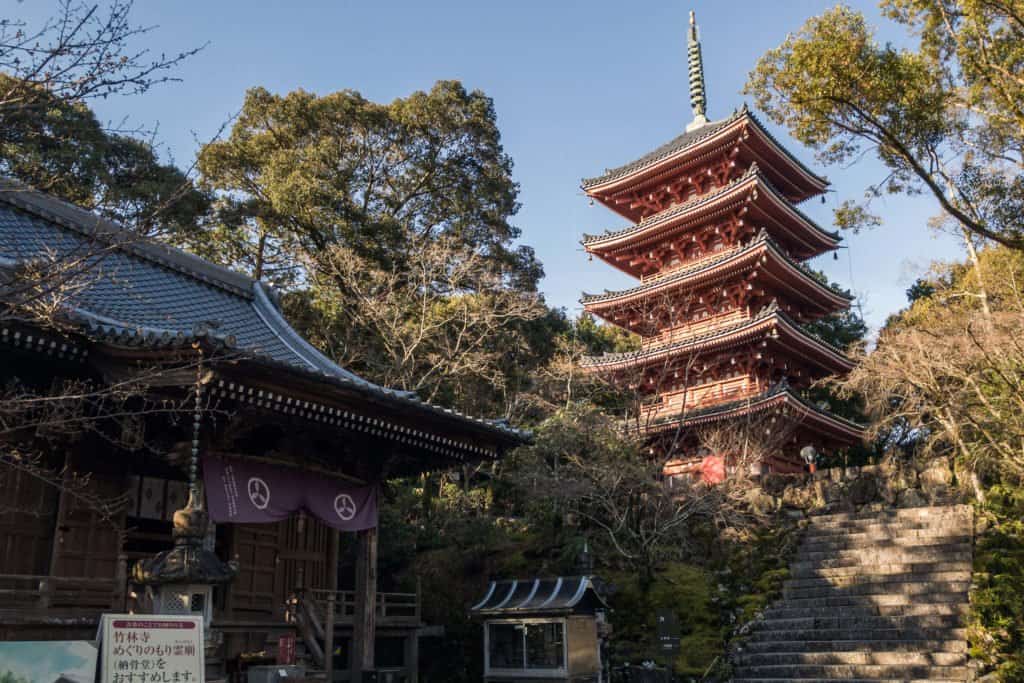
[645,383,864,443]
[579,233,852,311]
[579,306,854,374]
[580,165,840,255]
[580,107,828,197]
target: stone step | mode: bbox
[731,664,969,680]
[764,603,969,620]
[790,560,971,579]
[736,651,967,667]
[800,534,973,553]
[809,505,972,526]
[741,638,967,654]
[733,678,966,683]
[803,527,970,546]
[783,580,970,600]
[747,627,967,644]
[796,540,970,563]
[781,592,968,609]
[757,614,964,632]
[791,548,971,572]
[783,570,971,591]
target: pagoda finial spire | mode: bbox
[686,10,708,132]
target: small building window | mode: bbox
[487,621,565,672]
[488,623,524,668]
[526,622,565,669]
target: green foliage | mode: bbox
[606,563,724,677]
[970,485,1024,681]
[197,80,538,287]
[746,2,1024,250]
[0,74,209,237]
[196,81,548,418]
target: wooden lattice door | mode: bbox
[230,523,282,618]
[52,472,126,579]
[0,467,57,575]
[276,513,331,599]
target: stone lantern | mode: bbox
[132,363,237,648]
[131,487,237,632]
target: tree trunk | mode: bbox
[961,229,993,326]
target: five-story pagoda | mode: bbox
[579,12,864,475]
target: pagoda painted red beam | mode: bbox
[578,11,864,475]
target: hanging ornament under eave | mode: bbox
[132,348,238,640]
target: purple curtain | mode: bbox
[202,456,377,531]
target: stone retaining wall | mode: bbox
[745,455,962,518]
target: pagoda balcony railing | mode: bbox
[640,382,761,423]
[639,243,744,284]
[642,309,752,350]
[0,573,120,622]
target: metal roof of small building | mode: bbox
[0,179,527,445]
[471,576,608,616]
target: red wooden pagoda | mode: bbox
[579,12,863,475]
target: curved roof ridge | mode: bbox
[580,304,778,366]
[581,109,746,189]
[741,107,829,191]
[250,282,388,390]
[0,177,255,298]
[648,382,864,431]
[579,303,853,369]
[580,107,828,192]
[0,181,530,444]
[581,165,839,250]
[581,232,852,307]
[581,164,760,246]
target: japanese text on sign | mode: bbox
[100,615,204,683]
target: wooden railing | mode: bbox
[0,574,119,616]
[641,381,761,425]
[306,589,420,625]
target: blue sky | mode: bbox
[15,0,966,333]
[0,640,97,683]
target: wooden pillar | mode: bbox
[404,630,419,683]
[324,529,340,681]
[351,526,378,680]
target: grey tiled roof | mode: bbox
[580,106,828,192]
[0,180,526,443]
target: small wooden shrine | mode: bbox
[0,179,527,680]
[579,12,863,474]
[471,576,608,683]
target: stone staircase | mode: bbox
[732,504,973,682]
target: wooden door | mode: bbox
[0,467,57,575]
[230,523,282,618]
[276,513,331,598]
[52,471,126,579]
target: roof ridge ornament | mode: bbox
[686,10,708,132]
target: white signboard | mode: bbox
[99,614,204,683]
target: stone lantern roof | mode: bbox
[131,491,238,586]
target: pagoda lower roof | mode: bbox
[581,164,840,257]
[580,231,852,312]
[579,303,854,375]
[646,382,864,444]
[581,106,828,198]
